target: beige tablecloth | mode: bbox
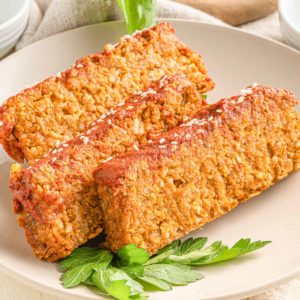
[1,0,299,299]
[16,0,284,50]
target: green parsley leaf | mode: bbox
[142,264,203,285]
[167,240,223,265]
[145,240,180,265]
[122,265,144,278]
[59,247,99,271]
[138,275,172,291]
[146,238,212,266]
[155,240,181,255]
[92,267,145,299]
[201,94,207,100]
[117,0,156,34]
[167,239,271,266]
[117,244,150,266]
[144,248,174,265]
[60,249,113,288]
[83,277,94,286]
[61,262,96,288]
[175,237,208,256]
[197,239,272,265]
[107,280,132,300]
[130,294,149,300]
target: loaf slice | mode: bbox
[94,85,300,254]
[0,22,214,162]
[10,75,207,261]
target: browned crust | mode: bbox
[0,22,214,162]
[95,85,299,187]
[9,74,207,261]
[94,85,300,254]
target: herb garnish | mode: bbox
[117,0,156,34]
[59,237,270,299]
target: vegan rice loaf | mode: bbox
[0,22,214,162]
[94,85,300,254]
[10,75,207,262]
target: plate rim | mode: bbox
[0,19,300,300]
[1,255,300,300]
[1,18,300,70]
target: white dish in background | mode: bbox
[279,0,300,50]
[0,20,300,300]
[0,0,29,58]
[0,0,29,31]
[0,17,28,57]
[0,31,25,59]
[0,18,27,44]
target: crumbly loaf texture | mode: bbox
[95,85,300,254]
[9,75,207,262]
[0,22,214,163]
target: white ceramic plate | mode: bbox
[0,20,300,300]
[279,0,300,50]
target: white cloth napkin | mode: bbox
[12,1,299,299]
[17,0,283,49]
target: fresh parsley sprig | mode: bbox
[60,248,113,288]
[147,238,271,266]
[117,0,156,34]
[59,237,271,300]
